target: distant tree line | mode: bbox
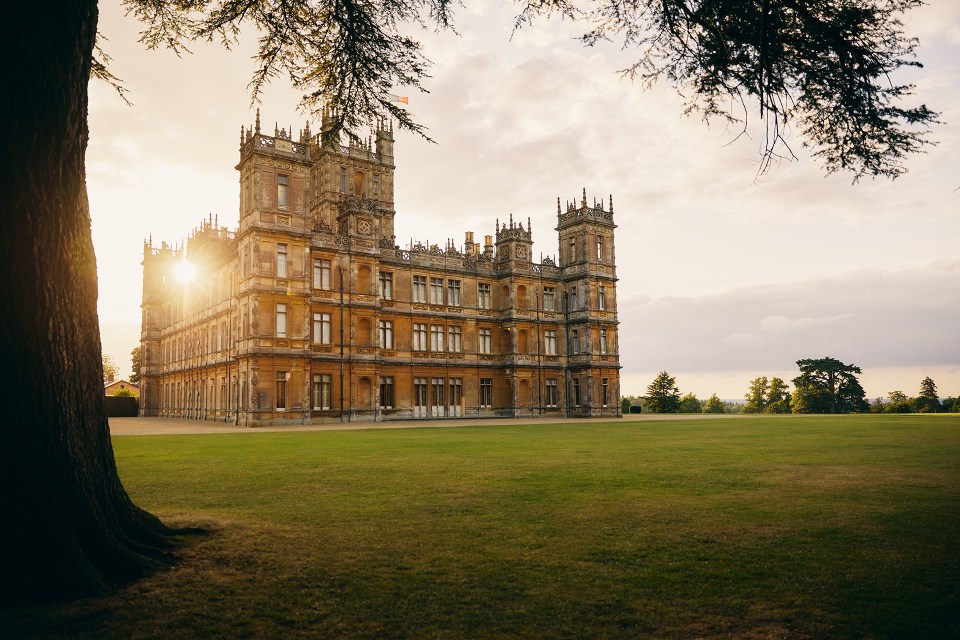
[871,377,958,413]
[623,359,959,415]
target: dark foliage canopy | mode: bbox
[119,0,939,179]
[792,356,868,413]
[646,371,681,413]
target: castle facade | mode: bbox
[139,112,620,425]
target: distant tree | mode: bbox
[951,398,960,413]
[722,401,743,414]
[886,390,912,414]
[914,377,940,413]
[791,357,868,414]
[870,397,887,413]
[621,397,631,414]
[101,354,119,384]
[765,378,791,414]
[679,393,702,414]
[741,377,769,414]
[113,388,134,397]
[130,346,142,385]
[942,397,958,412]
[646,372,681,413]
[703,394,725,414]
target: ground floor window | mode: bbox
[380,376,395,409]
[480,378,493,408]
[414,377,428,418]
[313,374,331,410]
[602,378,609,407]
[545,379,558,408]
[276,371,288,410]
[431,377,445,417]
[571,378,580,407]
[449,377,462,416]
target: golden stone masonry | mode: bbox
[140,110,620,425]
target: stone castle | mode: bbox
[139,110,620,425]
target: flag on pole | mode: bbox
[389,94,409,105]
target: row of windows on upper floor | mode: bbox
[309,257,612,312]
[156,259,613,350]
[251,169,386,213]
[566,234,611,263]
[159,309,615,365]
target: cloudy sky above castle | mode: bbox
[89,1,960,399]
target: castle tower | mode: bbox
[557,189,619,416]
[494,213,534,269]
[139,238,177,416]
[309,113,396,244]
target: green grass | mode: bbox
[5,415,960,638]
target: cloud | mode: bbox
[619,259,960,376]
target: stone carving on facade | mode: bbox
[252,237,261,274]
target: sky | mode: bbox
[88,1,960,400]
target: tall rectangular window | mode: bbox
[480,378,493,409]
[447,326,462,353]
[602,378,609,407]
[597,235,605,260]
[543,287,555,311]
[572,378,581,406]
[313,374,332,410]
[313,313,331,344]
[431,378,445,416]
[430,325,444,352]
[447,280,461,306]
[379,320,394,348]
[414,377,428,411]
[569,287,577,310]
[378,272,393,299]
[373,174,380,199]
[413,323,427,351]
[276,303,287,337]
[412,275,427,303]
[449,378,463,415]
[480,378,493,408]
[544,330,557,355]
[340,167,347,193]
[313,258,331,290]
[276,243,288,278]
[545,379,558,407]
[477,283,491,309]
[478,328,492,354]
[570,329,579,355]
[276,371,288,410]
[569,238,576,263]
[380,376,394,409]
[277,174,288,209]
[600,329,608,354]
[430,277,444,304]
[598,286,606,310]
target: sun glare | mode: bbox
[174,260,196,283]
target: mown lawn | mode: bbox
[4,415,959,638]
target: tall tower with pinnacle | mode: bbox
[557,189,618,415]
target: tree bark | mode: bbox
[0,0,175,601]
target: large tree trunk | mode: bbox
[0,0,175,601]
